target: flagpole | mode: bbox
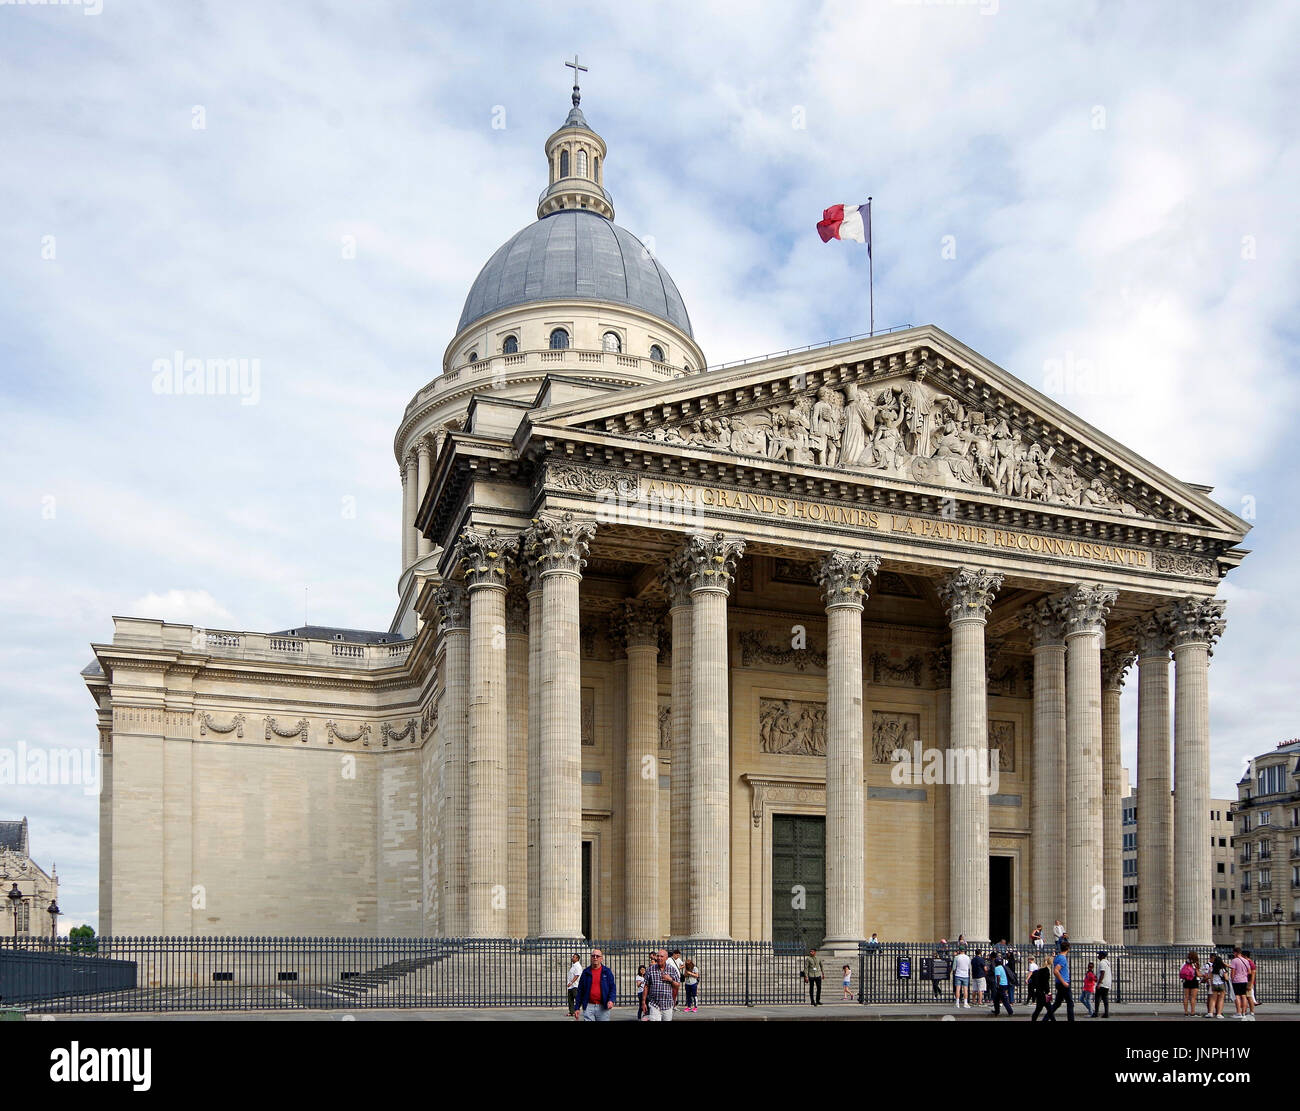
[868,196,874,337]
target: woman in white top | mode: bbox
[567,954,583,1019]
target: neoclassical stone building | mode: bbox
[84,77,1249,948]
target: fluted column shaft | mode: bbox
[401,456,417,570]
[663,556,693,935]
[1063,584,1116,943]
[433,583,469,935]
[1170,597,1225,948]
[624,604,661,937]
[467,580,508,935]
[416,442,433,561]
[941,567,1003,941]
[1135,613,1173,943]
[1022,598,1066,933]
[1100,649,1133,944]
[525,573,543,937]
[818,552,878,950]
[686,533,744,938]
[505,589,529,939]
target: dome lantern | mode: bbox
[538,55,614,221]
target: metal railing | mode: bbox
[4,936,1296,1013]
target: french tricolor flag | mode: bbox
[817,201,871,252]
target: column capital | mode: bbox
[622,600,662,650]
[685,532,745,594]
[938,566,1003,624]
[660,550,694,608]
[816,550,880,610]
[415,436,433,461]
[523,511,596,577]
[505,582,529,635]
[1061,583,1118,637]
[456,527,519,591]
[1100,647,1137,691]
[1018,595,1067,648]
[1133,610,1174,659]
[1164,596,1227,650]
[432,580,469,633]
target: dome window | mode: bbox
[592,155,599,181]
[576,149,588,178]
[502,335,519,354]
[602,331,621,353]
[649,344,665,363]
[559,150,570,178]
[467,351,478,363]
[549,328,570,350]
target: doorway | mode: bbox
[581,840,592,939]
[772,814,826,952]
[989,855,1013,942]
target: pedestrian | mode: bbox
[1093,949,1112,1018]
[635,964,648,1020]
[1031,923,1044,952]
[1179,951,1200,1017]
[1206,955,1228,1019]
[990,956,1014,1016]
[683,959,700,1011]
[1244,950,1257,1016]
[1003,948,1017,1004]
[970,949,987,1007]
[566,952,583,1018]
[1229,946,1253,1020]
[641,948,680,1021]
[953,946,972,1009]
[1053,919,1066,953]
[1080,962,1096,1017]
[1029,959,1054,1021]
[575,948,617,1021]
[804,948,825,1006]
[669,949,685,984]
[866,932,881,951]
[841,964,853,1001]
[1046,939,1074,1021]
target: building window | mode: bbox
[1260,898,1270,918]
[1218,862,1225,874]
[1242,872,1250,891]
[649,344,665,362]
[560,150,570,178]
[467,351,477,363]
[602,331,621,353]
[593,155,598,180]
[502,335,518,355]
[1219,838,1227,847]
[14,900,29,935]
[576,149,588,178]
[1260,810,1272,828]
[1123,858,1137,877]
[1123,832,1136,851]
[549,328,570,350]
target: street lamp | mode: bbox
[48,899,60,944]
[1273,903,1284,948]
[6,882,24,944]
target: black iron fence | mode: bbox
[2,936,1296,1013]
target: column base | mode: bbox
[818,937,866,961]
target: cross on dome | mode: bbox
[565,54,588,107]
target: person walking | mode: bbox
[1029,959,1054,1021]
[841,964,853,1001]
[804,948,825,1006]
[575,948,617,1021]
[931,944,946,998]
[1229,946,1253,1020]
[1047,939,1074,1021]
[990,956,1014,1016]
[566,952,583,1018]
[635,965,648,1020]
[683,959,700,1012]
[1244,950,1258,1017]
[1031,924,1044,952]
[1080,962,1097,1017]
[1093,950,1112,1018]
[1180,952,1201,1017]
[641,948,680,1021]
[953,947,972,1009]
[1003,948,1018,1005]
[970,950,987,1007]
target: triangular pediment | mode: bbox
[526,325,1247,536]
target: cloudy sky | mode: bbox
[1,0,1296,933]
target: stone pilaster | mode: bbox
[1101,646,1135,944]
[522,511,595,938]
[1062,583,1117,943]
[685,532,745,939]
[504,581,529,939]
[939,566,1003,941]
[1019,595,1067,935]
[1134,610,1174,944]
[416,440,433,561]
[1167,596,1226,948]
[523,559,543,937]
[816,550,880,954]
[623,600,663,938]
[662,552,694,935]
[432,580,469,935]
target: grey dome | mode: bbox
[456,210,693,337]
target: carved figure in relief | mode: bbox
[810,387,842,466]
[839,382,875,468]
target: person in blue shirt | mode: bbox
[990,956,1014,1016]
[1047,939,1075,1021]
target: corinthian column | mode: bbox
[459,528,518,937]
[432,581,469,934]
[1062,583,1117,943]
[939,566,1003,941]
[685,532,745,939]
[523,559,543,937]
[1168,596,1226,948]
[505,583,529,939]
[1019,595,1067,934]
[623,601,663,937]
[1101,646,1135,944]
[401,456,417,571]
[521,511,595,938]
[416,440,433,561]
[1134,612,1174,943]
[817,550,880,954]
[662,554,693,935]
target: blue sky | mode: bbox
[1,0,1297,933]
